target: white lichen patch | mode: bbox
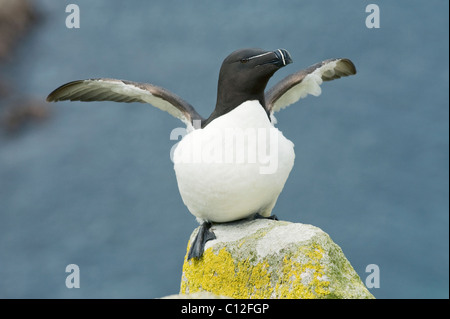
[300,268,315,285]
[255,223,319,258]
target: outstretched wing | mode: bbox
[265,58,356,114]
[46,78,204,126]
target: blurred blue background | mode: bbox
[0,0,448,298]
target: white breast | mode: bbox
[173,100,295,223]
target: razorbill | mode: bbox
[47,48,356,259]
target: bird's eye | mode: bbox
[240,58,249,64]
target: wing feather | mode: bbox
[265,58,356,114]
[47,78,203,126]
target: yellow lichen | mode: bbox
[180,242,331,299]
[180,247,273,298]
[273,244,330,298]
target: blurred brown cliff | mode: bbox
[0,0,50,135]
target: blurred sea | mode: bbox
[0,0,448,298]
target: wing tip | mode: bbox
[46,90,62,102]
[46,79,92,103]
[321,58,357,81]
[337,58,357,76]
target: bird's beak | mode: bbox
[273,49,293,67]
[258,49,293,67]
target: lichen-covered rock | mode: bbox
[180,219,374,299]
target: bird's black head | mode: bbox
[203,48,292,127]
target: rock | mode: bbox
[180,219,374,299]
[0,0,48,136]
[0,0,36,61]
[1,99,50,134]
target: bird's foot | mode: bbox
[253,213,278,221]
[187,222,216,260]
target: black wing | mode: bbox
[47,78,204,126]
